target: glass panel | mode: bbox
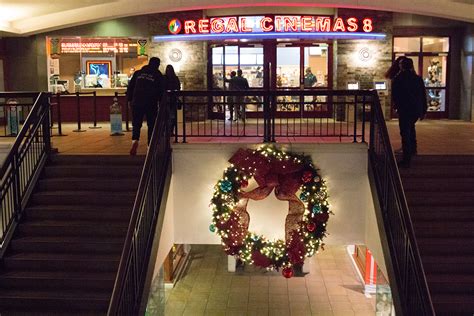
[224,46,238,66]
[212,46,223,65]
[394,37,420,52]
[240,46,264,88]
[304,44,328,88]
[427,88,446,112]
[277,46,300,88]
[423,55,447,87]
[422,37,449,52]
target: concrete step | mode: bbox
[30,191,136,207]
[37,178,140,192]
[24,205,132,222]
[17,220,128,238]
[3,253,120,273]
[10,236,124,254]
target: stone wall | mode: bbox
[148,11,207,91]
[336,9,393,118]
[148,11,208,120]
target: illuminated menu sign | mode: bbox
[60,40,136,54]
[168,15,374,35]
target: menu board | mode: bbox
[60,39,137,54]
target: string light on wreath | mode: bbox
[210,145,331,277]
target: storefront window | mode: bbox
[212,46,224,89]
[240,46,264,88]
[46,36,148,94]
[422,37,449,52]
[393,37,420,53]
[304,45,328,87]
[393,36,450,114]
[277,46,300,88]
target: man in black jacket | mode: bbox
[392,57,427,167]
[127,57,164,155]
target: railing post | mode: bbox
[44,94,52,154]
[56,93,65,136]
[353,93,358,143]
[361,94,367,143]
[182,96,187,143]
[12,153,21,221]
[73,92,86,132]
[271,94,276,143]
[89,91,101,129]
[263,93,269,142]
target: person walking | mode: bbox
[165,64,181,134]
[126,57,164,155]
[392,57,427,168]
[224,71,237,121]
[386,56,407,155]
[234,69,249,121]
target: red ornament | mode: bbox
[282,267,294,278]
[307,222,316,232]
[302,170,313,183]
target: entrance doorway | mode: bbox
[208,41,333,119]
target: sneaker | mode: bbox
[129,141,139,156]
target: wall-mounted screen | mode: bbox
[86,60,112,78]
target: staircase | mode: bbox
[0,154,144,315]
[400,155,474,316]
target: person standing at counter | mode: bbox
[127,57,164,155]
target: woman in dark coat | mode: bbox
[165,65,181,134]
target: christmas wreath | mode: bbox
[210,145,330,278]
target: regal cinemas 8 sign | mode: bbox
[168,15,374,35]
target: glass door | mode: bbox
[276,43,331,118]
[393,36,450,118]
[209,44,264,119]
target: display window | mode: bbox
[46,36,149,94]
[393,36,450,117]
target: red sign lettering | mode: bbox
[315,17,331,32]
[184,20,196,34]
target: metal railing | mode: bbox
[172,90,371,143]
[0,94,39,137]
[108,94,172,315]
[368,91,434,315]
[0,92,51,254]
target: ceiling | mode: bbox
[0,0,473,35]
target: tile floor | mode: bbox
[147,245,376,316]
[48,120,474,155]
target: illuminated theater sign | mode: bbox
[170,16,374,35]
[154,15,384,42]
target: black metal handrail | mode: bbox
[172,89,371,143]
[108,94,172,315]
[0,92,51,255]
[368,91,434,315]
[0,92,44,137]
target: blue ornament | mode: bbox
[220,180,232,193]
[299,192,308,202]
[312,204,321,214]
[209,224,216,232]
[252,235,259,241]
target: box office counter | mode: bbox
[51,88,129,123]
